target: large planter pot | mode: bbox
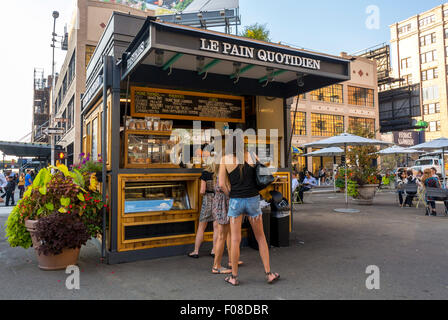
[352,184,378,205]
[25,219,80,271]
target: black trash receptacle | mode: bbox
[270,211,290,247]
[248,206,271,250]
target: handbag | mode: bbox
[250,152,275,190]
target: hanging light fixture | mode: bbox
[196,56,205,72]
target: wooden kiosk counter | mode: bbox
[81,15,350,264]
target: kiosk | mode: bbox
[81,14,350,264]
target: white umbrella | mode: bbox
[302,147,344,157]
[410,137,448,185]
[376,145,424,155]
[304,133,392,213]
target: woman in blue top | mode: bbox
[422,168,447,216]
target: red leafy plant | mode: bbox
[35,212,90,256]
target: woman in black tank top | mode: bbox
[218,136,280,286]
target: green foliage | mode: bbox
[347,180,359,198]
[174,0,194,11]
[4,205,32,249]
[5,164,107,250]
[241,23,271,41]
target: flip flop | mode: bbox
[212,267,231,274]
[188,253,199,259]
[224,275,240,286]
[266,272,280,284]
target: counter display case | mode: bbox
[124,181,191,214]
[124,130,179,168]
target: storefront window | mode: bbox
[291,111,306,135]
[311,113,344,137]
[348,86,374,107]
[310,84,343,103]
[348,117,375,132]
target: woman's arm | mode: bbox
[219,157,230,196]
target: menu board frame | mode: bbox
[130,87,245,123]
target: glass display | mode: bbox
[124,181,191,214]
[127,133,178,166]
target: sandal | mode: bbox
[212,267,231,274]
[266,271,280,284]
[188,253,199,259]
[210,252,215,258]
[224,274,240,286]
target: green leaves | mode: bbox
[4,206,32,249]
[77,193,85,202]
[45,203,54,211]
[60,197,71,207]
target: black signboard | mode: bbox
[131,87,245,123]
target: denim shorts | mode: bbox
[228,195,262,218]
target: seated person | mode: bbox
[297,171,317,203]
[403,170,418,207]
[422,168,448,216]
[291,172,299,193]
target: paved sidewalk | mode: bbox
[1,191,448,300]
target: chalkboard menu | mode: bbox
[131,87,244,123]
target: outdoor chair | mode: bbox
[423,187,448,216]
[401,184,418,208]
[415,186,426,209]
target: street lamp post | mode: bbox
[50,10,59,166]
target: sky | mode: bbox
[0,0,446,156]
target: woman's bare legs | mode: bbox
[213,223,230,270]
[249,215,279,282]
[227,215,243,284]
[190,221,208,255]
[211,221,219,255]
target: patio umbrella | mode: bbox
[304,133,392,213]
[302,147,344,157]
[292,146,301,154]
[376,145,424,167]
[410,137,448,186]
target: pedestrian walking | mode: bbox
[188,161,218,258]
[24,169,33,190]
[218,136,280,286]
[18,172,25,198]
[5,175,16,206]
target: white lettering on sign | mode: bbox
[199,38,321,70]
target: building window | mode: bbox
[421,50,437,63]
[67,96,74,130]
[419,15,435,27]
[401,74,412,85]
[398,23,411,34]
[310,84,343,103]
[68,51,76,85]
[420,33,436,47]
[311,113,344,137]
[422,86,439,101]
[85,45,96,70]
[291,111,306,136]
[348,117,375,132]
[428,121,441,132]
[58,90,62,110]
[423,103,440,115]
[348,86,374,107]
[299,93,306,100]
[421,68,438,81]
[401,57,411,69]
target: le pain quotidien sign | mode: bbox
[199,38,321,70]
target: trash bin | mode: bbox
[248,206,271,250]
[270,211,290,247]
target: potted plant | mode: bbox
[4,163,106,270]
[345,123,380,205]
